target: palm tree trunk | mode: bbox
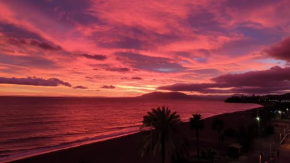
[196,129,200,163]
[161,133,166,163]
[218,130,221,157]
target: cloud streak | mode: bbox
[81,54,107,60]
[116,52,186,73]
[158,66,290,94]
[105,67,130,72]
[132,77,142,80]
[73,85,88,89]
[0,77,71,87]
[0,54,60,69]
[6,37,62,51]
[101,85,115,89]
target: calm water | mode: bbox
[0,96,261,162]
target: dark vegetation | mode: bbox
[200,148,217,163]
[225,93,290,106]
[140,107,188,163]
[190,114,204,162]
[140,103,289,163]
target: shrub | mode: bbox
[224,128,236,138]
[263,125,274,136]
[200,148,217,163]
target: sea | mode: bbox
[0,96,261,162]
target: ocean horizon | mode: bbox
[0,96,261,162]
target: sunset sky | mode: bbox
[0,0,290,97]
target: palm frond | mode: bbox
[140,106,187,162]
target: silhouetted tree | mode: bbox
[140,107,188,163]
[236,124,256,152]
[190,114,204,163]
[201,148,217,163]
[211,118,224,157]
[224,127,236,138]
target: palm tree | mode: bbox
[190,114,204,163]
[211,118,224,157]
[140,106,188,163]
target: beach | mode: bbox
[0,96,260,162]
[8,107,261,163]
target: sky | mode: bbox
[0,0,290,97]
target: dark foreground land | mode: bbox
[9,108,261,163]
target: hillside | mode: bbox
[139,92,194,99]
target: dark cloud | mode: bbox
[174,51,191,57]
[116,52,186,73]
[264,37,290,62]
[6,37,62,51]
[11,0,92,13]
[81,54,107,60]
[69,10,101,26]
[89,64,130,72]
[98,37,144,50]
[236,25,282,45]
[73,85,88,89]
[192,57,207,63]
[132,77,142,80]
[0,76,71,87]
[158,83,218,92]
[158,66,290,94]
[174,49,210,62]
[105,67,130,72]
[7,37,27,46]
[187,8,226,34]
[224,0,276,10]
[30,39,62,51]
[190,68,220,75]
[211,66,290,88]
[210,23,283,57]
[0,23,42,40]
[85,76,94,80]
[101,85,115,89]
[214,38,259,56]
[85,75,105,80]
[93,26,180,50]
[180,68,221,80]
[6,0,101,26]
[0,54,59,69]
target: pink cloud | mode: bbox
[0,0,289,96]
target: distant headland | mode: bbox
[138,91,194,99]
[225,93,290,107]
[138,91,226,100]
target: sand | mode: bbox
[8,107,261,163]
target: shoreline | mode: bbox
[6,106,263,163]
[1,130,140,163]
